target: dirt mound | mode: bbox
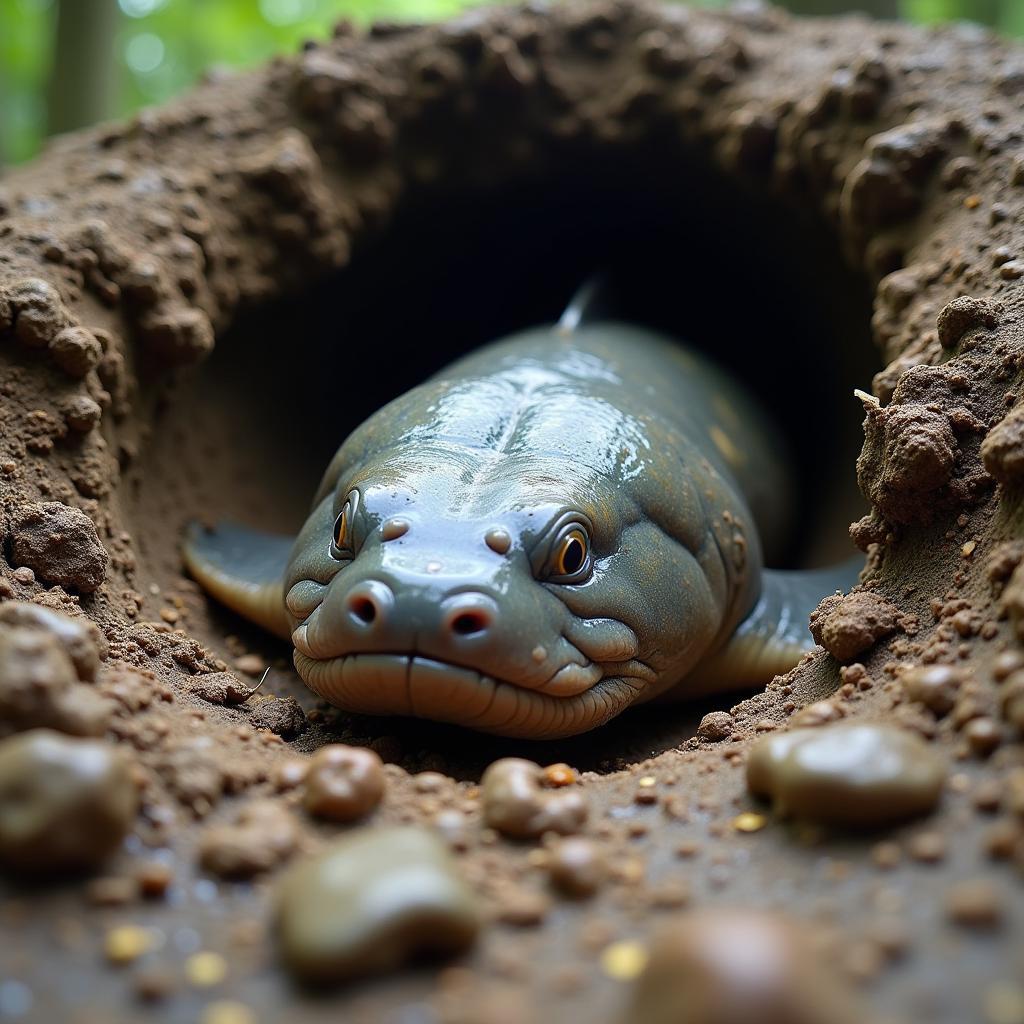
[1,2,1023,1021]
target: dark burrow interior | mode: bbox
[126,142,879,776]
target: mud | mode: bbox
[1,1,1024,1021]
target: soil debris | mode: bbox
[9,502,109,592]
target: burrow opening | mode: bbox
[128,139,878,776]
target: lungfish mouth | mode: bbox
[292,650,642,740]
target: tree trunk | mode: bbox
[47,0,119,136]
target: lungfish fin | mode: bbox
[183,521,294,640]
[675,557,864,698]
[557,273,614,333]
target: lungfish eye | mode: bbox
[332,502,351,554]
[553,527,589,578]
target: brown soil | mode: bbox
[1,1,1023,1021]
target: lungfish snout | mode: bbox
[329,574,501,657]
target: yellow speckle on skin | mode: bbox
[733,812,768,833]
[186,951,228,987]
[104,925,152,965]
[710,424,744,467]
[600,940,648,980]
[637,776,657,788]
[201,1001,258,1024]
[962,540,977,558]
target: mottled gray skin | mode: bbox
[185,318,858,739]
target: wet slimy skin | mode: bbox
[184,297,859,739]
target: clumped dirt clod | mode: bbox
[9,502,109,592]
[199,799,300,879]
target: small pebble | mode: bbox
[270,758,308,791]
[201,1002,257,1024]
[965,717,1002,757]
[481,758,587,838]
[983,983,1024,1024]
[234,654,266,677]
[86,876,137,906]
[276,826,480,984]
[104,925,152,965]
[303,744,385,821]
[946,879,1003,929]
[185,951,227,987]
[0,729,137,873]
[908,831,946,863]
[543,763,579,787]
[494,885,550,926]
[747,723,945,826]
[601,940,648,981]
[697,711,733,741]
[732,812,767,833]
[133,966,176,1003]
[623,909,861,1024]
[547,837,605,897]
[900,665,965,716]
[136,860,173,899]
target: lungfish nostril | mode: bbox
[351,597,376,624]
[451,611,489,636]
[441,594,497,640]
[344,580,394,629]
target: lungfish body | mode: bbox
[184,296,858,739]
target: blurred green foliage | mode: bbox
[0,0,1021,166]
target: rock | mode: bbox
[900,664,966,716]
[276,826,480,984]
[10,502,109,592]
[547,837,605,898]
[747,723,945,826]
[697,710,735,741]
[982,405,1024,486]
[945,879,1004,929]
[0,601,105,680]
[0,730,137,873]
[199,799,299,879]
[302,744,385,821]
[809,591,901,661]
[624,909,861,1024]
[481,758,588,838]
[248,696,307,739]
[790,700,845,728]
[0,624,111,738]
